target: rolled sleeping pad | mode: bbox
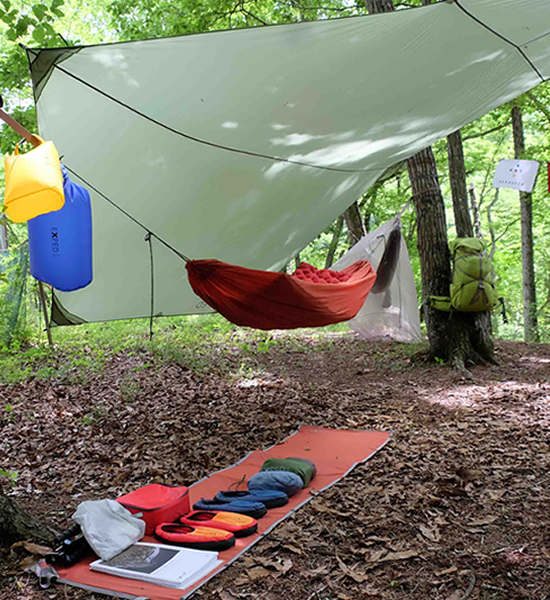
[371,227,401,294]
[28,165,93,292]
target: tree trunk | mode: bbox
[365,0,394,12]
[325,215,344,269]
[408,149,494,371]
[447,130,473,238]
[368,0,494,372]
[468,183,483,238]
[0,216,8,251]
[511,105,539,342]
[0,480,56,546]
[343,202,366,247]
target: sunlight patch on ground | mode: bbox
[422,381,550,414]
[520,355,550,365]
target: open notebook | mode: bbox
[90,543,219,589]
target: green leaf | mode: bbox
[42,21,56,35]
[51,7,64,17]
[32,4,47,20]
[1,9,15,24]
[0,0,10,12]
[32,25,46,43]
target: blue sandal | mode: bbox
[214,490,289,509]
[193,498,267,519]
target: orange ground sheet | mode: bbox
[55,425,391,599]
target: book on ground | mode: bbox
[90,542,219,588]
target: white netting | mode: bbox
[334,217,422,343]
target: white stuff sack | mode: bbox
[72,499,145,561]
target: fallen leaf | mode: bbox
[22,542,52,556]
[366,549,388,563]
[436,566,458,576]
[282,543,302,555]
[248,566,272,581]
[336,555,368,583]
[470,516,498,526]
[419,524,441,542]
[380,550,419,562]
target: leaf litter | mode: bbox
[1,334,550,599]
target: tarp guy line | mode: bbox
[454,0,545,81]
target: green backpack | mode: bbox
[430,238,498,313]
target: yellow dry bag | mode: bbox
[3,136,64,223]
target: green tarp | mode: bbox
[28,0,550,325]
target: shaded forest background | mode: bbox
[1,0,550,348]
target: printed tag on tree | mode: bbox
[493,159,540,193]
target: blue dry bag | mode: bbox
[28,166,93,292]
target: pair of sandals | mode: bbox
[154,490,289,551]
[154,510,258,551]
[193,489,289,519]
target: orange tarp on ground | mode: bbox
[55,425,391,600]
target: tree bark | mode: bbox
[468,183,482,239]
[0,480,56,546]
[365,0,394,12]
[343,202,366,247]
[325,215,344,269]
[511,105,539,342]
[447,130,473,238]
[0,214,8,251]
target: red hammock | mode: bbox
[186,259,377,330]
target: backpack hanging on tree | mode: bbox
[430,238,497,313]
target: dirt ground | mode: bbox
[1,334,550,599]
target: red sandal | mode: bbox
[154,523,235,551]
[179,511,258,538]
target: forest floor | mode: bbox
[1,330,550,600]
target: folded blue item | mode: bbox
[215,489,289,509]
[193,498,267,519]
[247,471,303,497]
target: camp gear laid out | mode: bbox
[186,259,377,330]
[429,238,497,313]
[260,457,316,487]
[47,425,390,600]
[214,489,289,509]
[193,498,267,519]
[90,542,219,589]
[179,511,258,538]
[247,471,304,497]
[3,136,64,223]
[28,165,93,292]
[72,499,145,561]
[117,484,190,535]
[154,523,236,551]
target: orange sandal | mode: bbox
[154,523,235,551]
[179,511,258,538]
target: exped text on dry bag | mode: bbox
[28,165,93,292]
[3,136,64,223]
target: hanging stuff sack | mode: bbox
[28,165,93,292]
[3,136,64,223]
